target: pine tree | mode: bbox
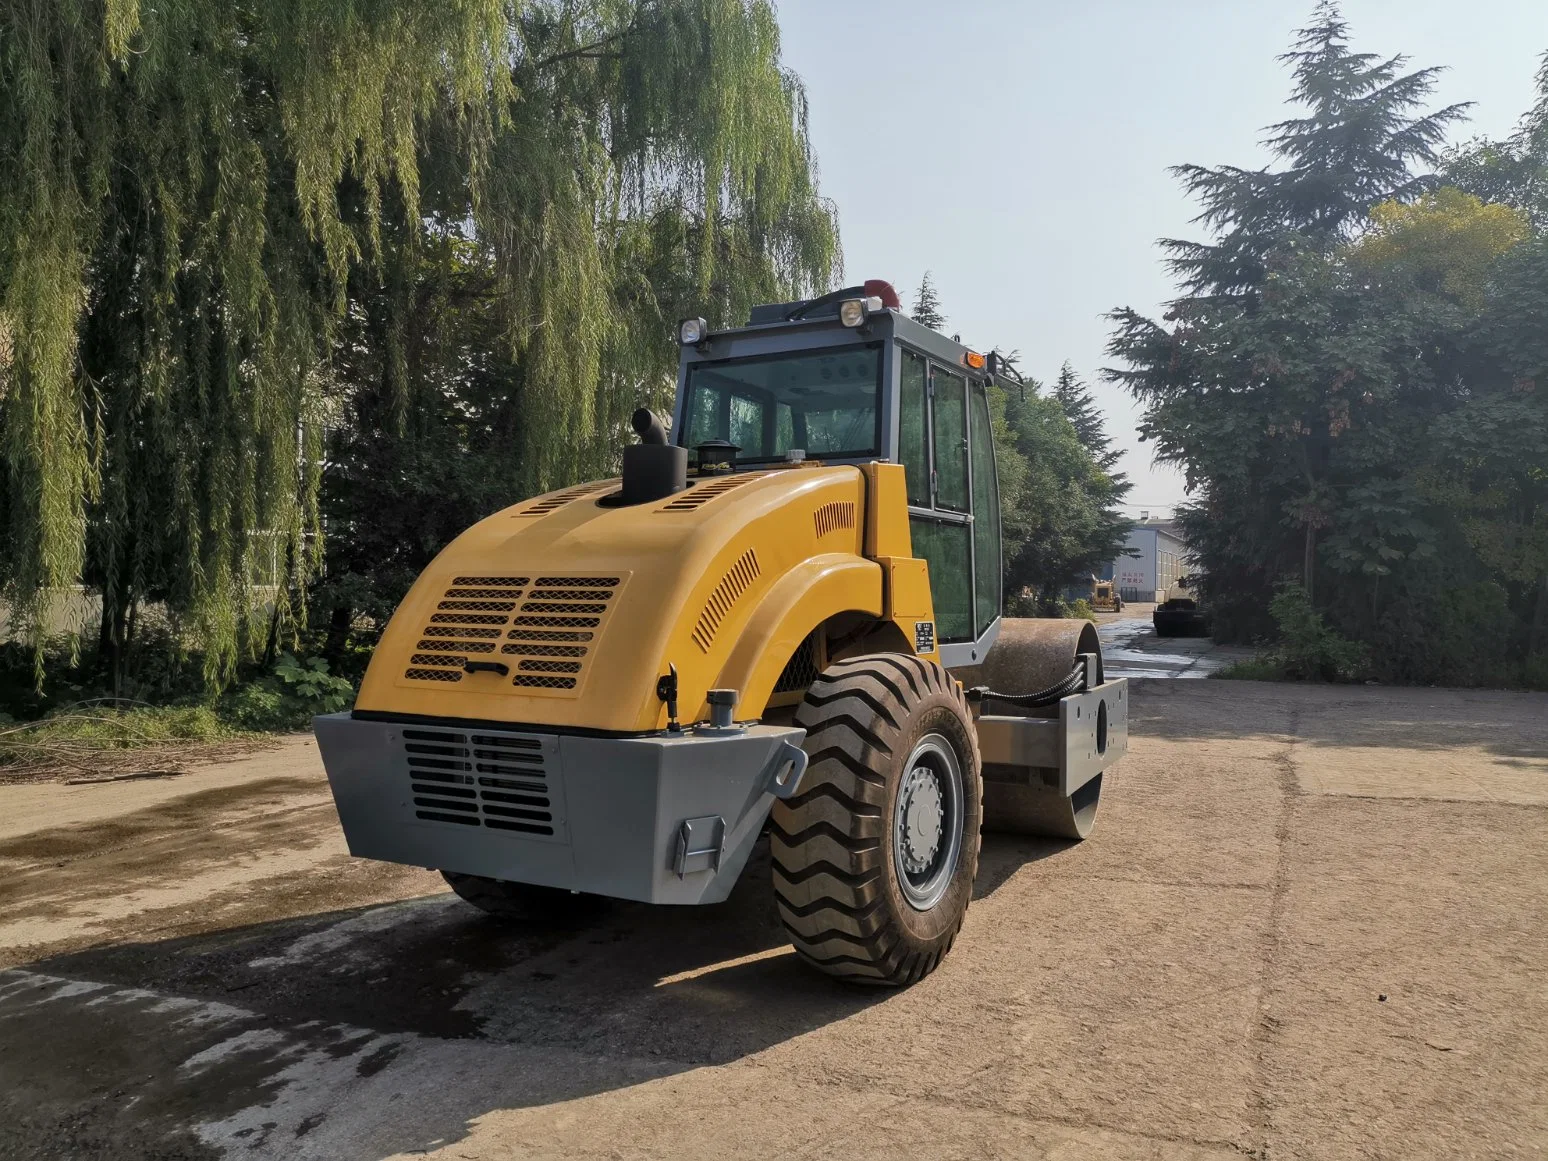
[912,272,947,330]
[1000,385,1132,603]
[1106,4,1548,681]
[1051,362,1123,474]
[1108,1,1470,611]
[1162,1,1468,295]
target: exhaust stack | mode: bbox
[619,407,687,505]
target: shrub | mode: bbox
[221,654,355,731]
[1361,581,1516,687]
[1005,589,1039,618]
[1270,583,1367,681]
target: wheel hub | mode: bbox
[898,766,944,874]
[891,733,965,911]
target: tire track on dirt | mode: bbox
[1245,702,1301,1159]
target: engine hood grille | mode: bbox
[403,575,623,696]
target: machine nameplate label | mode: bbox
[914,621,936,654]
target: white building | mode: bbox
[1111,520,1189,603]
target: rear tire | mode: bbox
[441,871,595,921]
[770,654,982,986]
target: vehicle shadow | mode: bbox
[3,833,1062,1160]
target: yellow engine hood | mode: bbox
[354,466,880,733]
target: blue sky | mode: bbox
[775,1,1547,517]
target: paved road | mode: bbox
[2,680,1546,1160]
[1097,607,1255,680]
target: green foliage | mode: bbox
[1269,583,1367,681]
[0,625,349,737]
[1000,382,1132,602]
[1445,52,1548,229]
[1212,582,1365,683]
[1211,656,1289,682]
[0,627,205,721]
[1052,363,1122,474]
[1067,599,1099,623]
[1108,5,1548,688]
[222,654,354,731]
[0,0,838,691]
[1005,589,1039,618]
[911,272,947,330]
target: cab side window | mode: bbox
[932,369,968,512]
[898,351,930,506]
[969,381,1001,634]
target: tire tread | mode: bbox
[770,653,982,987]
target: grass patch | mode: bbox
[1211,656,1288,681]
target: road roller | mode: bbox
[314,279,1128,986]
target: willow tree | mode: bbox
[0,0,837,687]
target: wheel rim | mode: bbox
[893,733,965,911]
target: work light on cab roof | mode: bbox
[314,273,1130,988]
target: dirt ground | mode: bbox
[1,678,1545,1161]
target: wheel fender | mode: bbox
[713,553,883,719]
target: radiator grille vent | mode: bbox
[658,472,771,512]
[402,575,622,694]
[402,729,557,836]
[813,501,857,540]
[691,549,760,653]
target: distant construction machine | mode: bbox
[1090,576,1124,613]
[315,280,1129,986]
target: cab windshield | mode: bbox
[681,343,882,463]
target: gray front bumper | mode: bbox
[315,714,807,905]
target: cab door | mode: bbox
[898,350,1001,650]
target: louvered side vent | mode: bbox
[658,471,771,512]
[691,549,760,653]
[403,577,530,682]
[515,480,614,518]
[504,575,620,693]
[402,728,557,836]
[813,501,857,539]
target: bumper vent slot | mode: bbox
[402,728,557,835]
[403,574,622,695]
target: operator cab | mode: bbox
[671,280,1004,668]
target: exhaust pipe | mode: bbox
[618,408,688,505]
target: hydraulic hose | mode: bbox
[966,661,1087,710]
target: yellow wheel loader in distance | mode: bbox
[1090,576,1123,613]
[315,278,1129,986]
